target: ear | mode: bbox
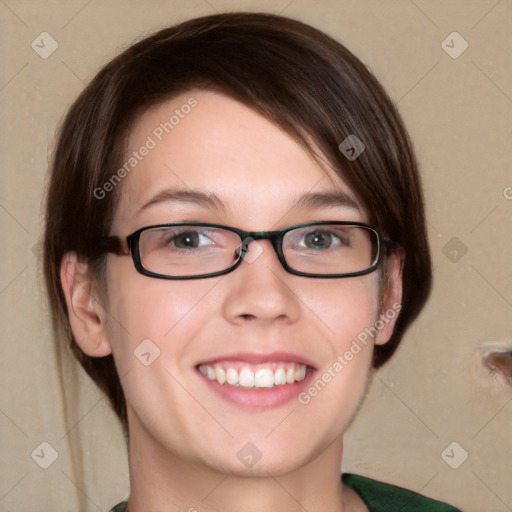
[60,252,112,357]
[374,249,404,346]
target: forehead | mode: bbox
[112,90,365,232]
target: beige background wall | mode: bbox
[1,1,511,511]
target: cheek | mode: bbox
[102,265,213,371]
[289,276,382,451]
[101,273,219,441]
[305,273,381,350]
[300,276,380,399]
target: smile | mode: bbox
[198,362,312,389]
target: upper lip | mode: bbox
[197,351,317,369]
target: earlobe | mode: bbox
[374,249,405,346]
[60,252,112,357]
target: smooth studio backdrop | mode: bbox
[1,1,511,511]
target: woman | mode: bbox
[44,12,462,511]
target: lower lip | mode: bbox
[196,368,316,410]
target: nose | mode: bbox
[221,239,301,325]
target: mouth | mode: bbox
[197,361,314,389]
[195,353,317,409]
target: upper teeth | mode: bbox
[198,363,308,388]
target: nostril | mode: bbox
[483,350,512,384]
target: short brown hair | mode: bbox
[44,12,432,436]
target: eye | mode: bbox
[300,229,348,250]
[164,229,213,250]
[304,231,334,249]
[171,231,201,249]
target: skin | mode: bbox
[61,90,403,512]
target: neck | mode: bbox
[125,412,358,512]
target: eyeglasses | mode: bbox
[100,221,396,280]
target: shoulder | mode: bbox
[342,473,463,512]
[108,499,128,512]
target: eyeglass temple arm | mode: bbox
[382,238,400,251]
[99,236,130,255]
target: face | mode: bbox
[66,90,402,477]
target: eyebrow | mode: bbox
[294,190,360,211]
[137,187,360,215]
[137,188,227,214]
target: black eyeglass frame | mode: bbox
[100,221,398,280]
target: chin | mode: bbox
[199,436,325,478]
